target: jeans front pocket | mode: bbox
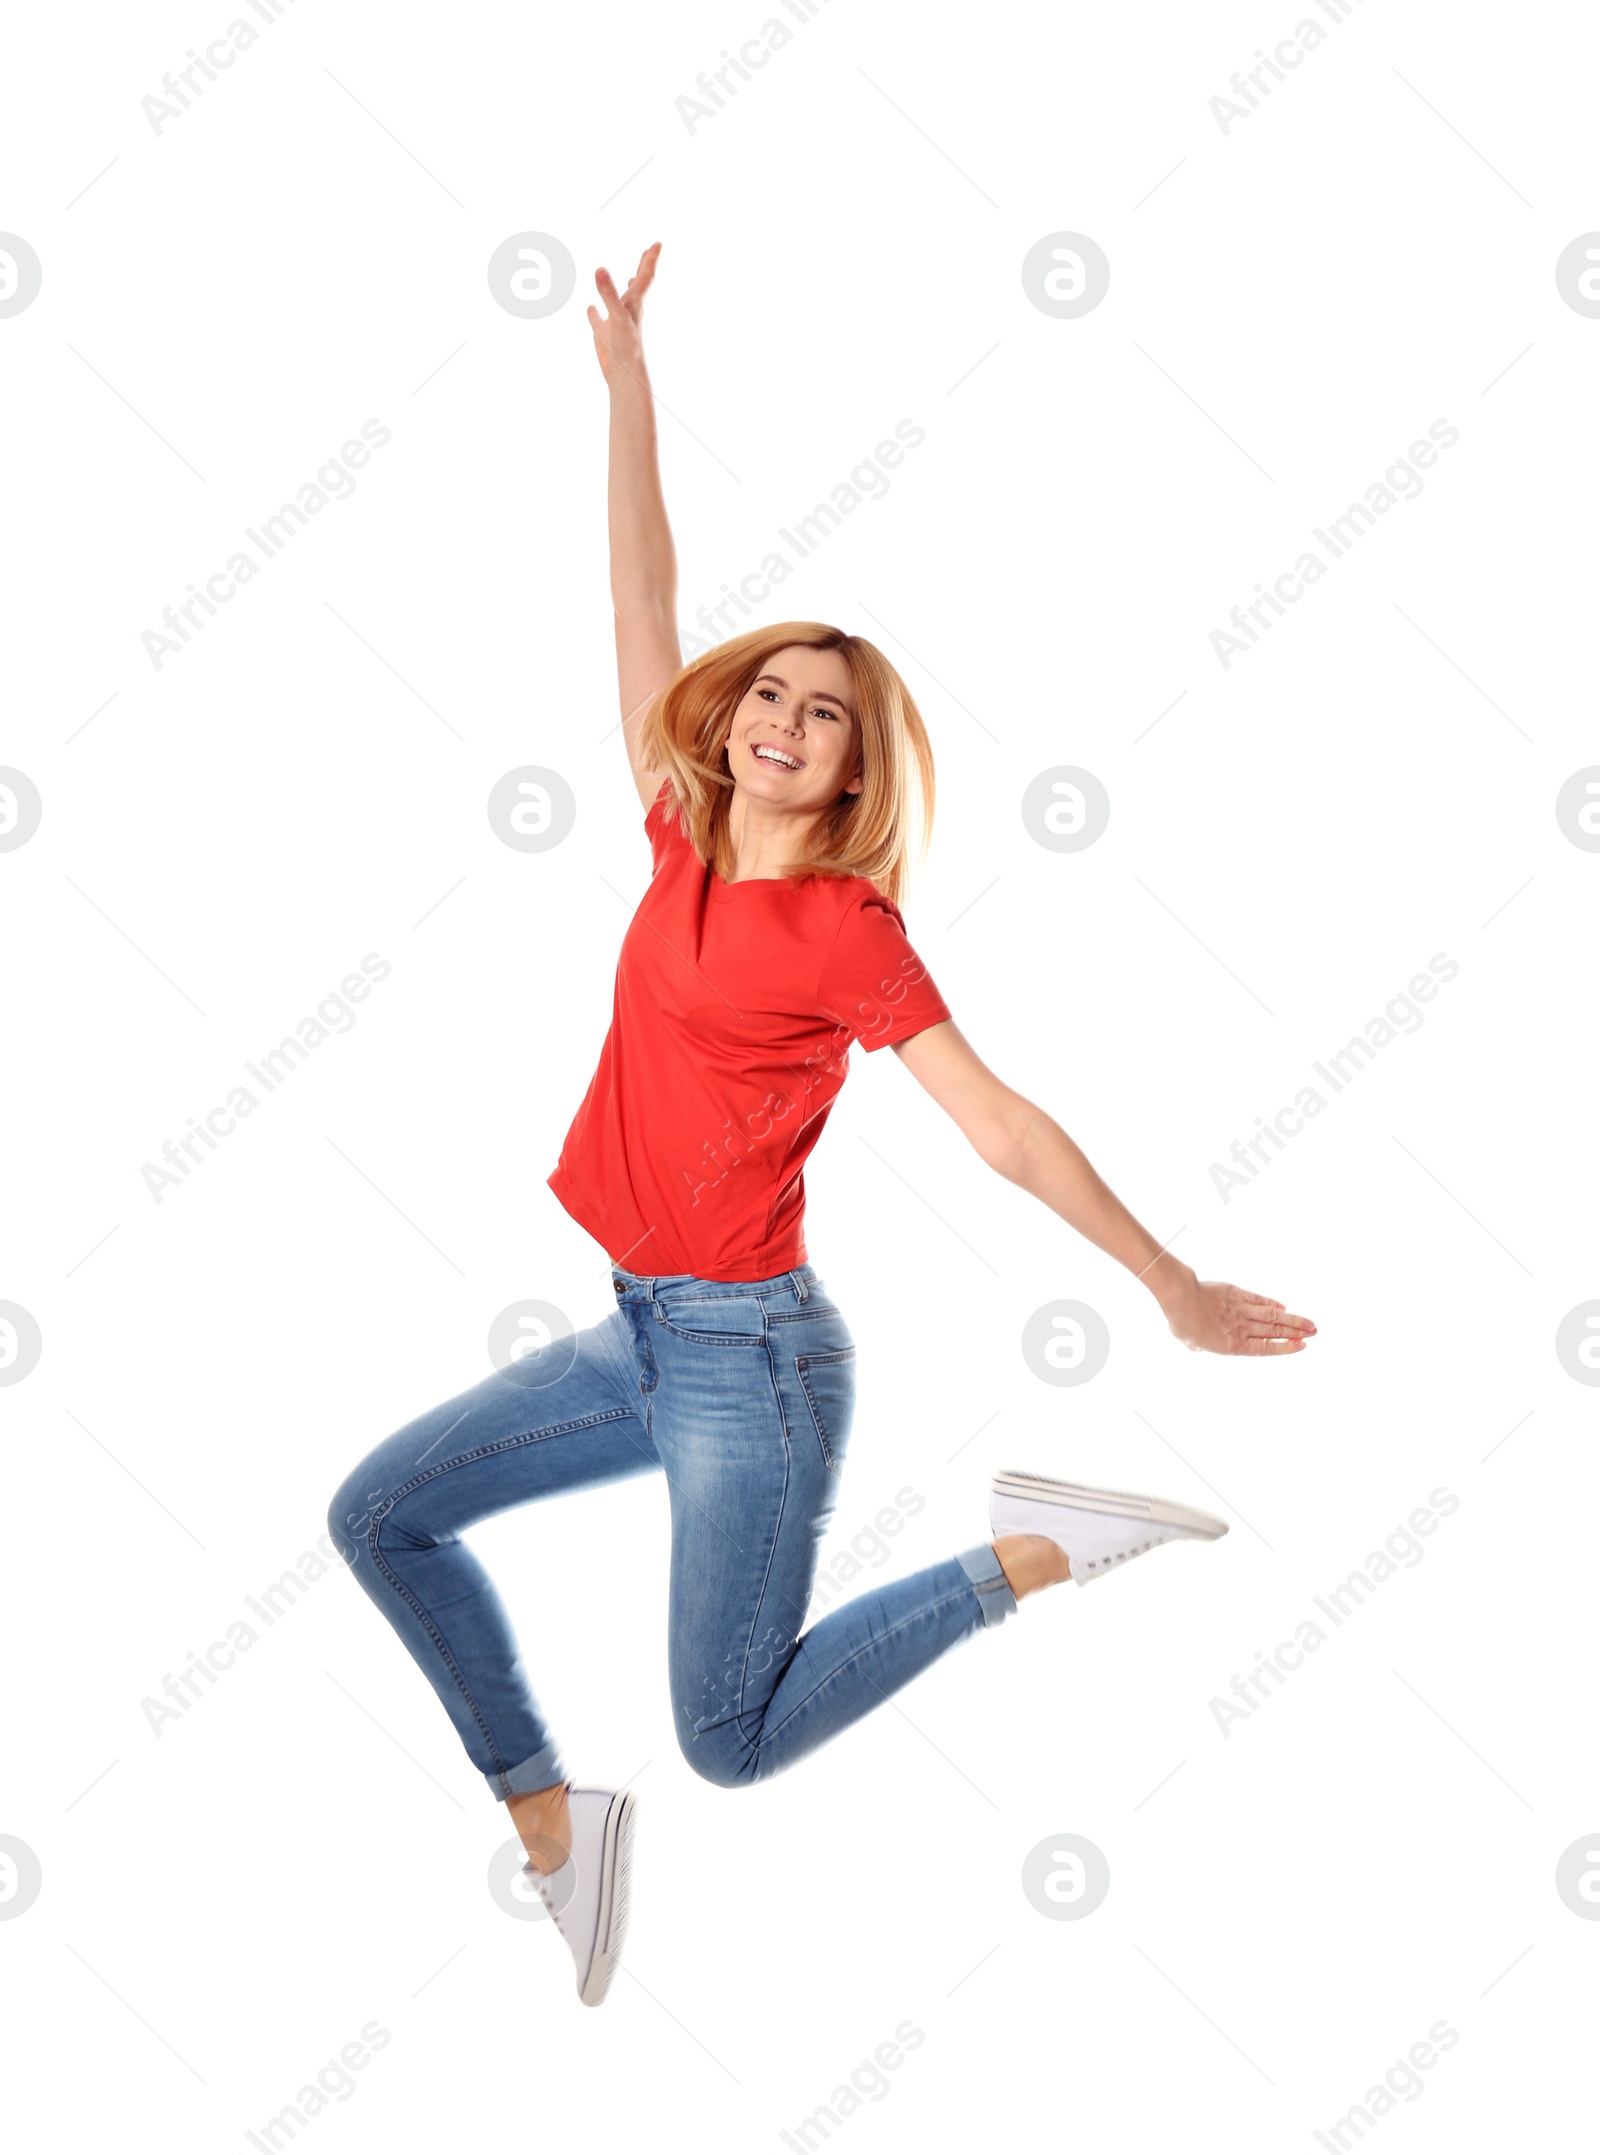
[658,1294,767,1345]
[795,1347,857,1469]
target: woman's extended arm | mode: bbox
[892,1020,1316,1358]
[587,242,681,811]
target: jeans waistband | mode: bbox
[611,1262,818,1306]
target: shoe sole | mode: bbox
[577,1786,637,2008]
[990,1467,1228,1540]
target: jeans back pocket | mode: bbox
[795,1347,857,1468]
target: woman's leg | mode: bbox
[326,1303,655,1848]
[994,1537,1075,1595]
[647,1272,1034,1788]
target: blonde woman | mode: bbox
[328,243,1315,2007]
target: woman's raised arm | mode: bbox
[588,243,681,813]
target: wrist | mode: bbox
[609,359,652,403]
[1143,1252,1197,1313]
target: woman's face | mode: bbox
[725,645,863,817]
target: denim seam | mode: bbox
[735,1338,794,1723]
[486,1739,566,1802]
[657,1325,768,1346]
[364,1405,637,1776]
[753,1579,984,1751]
[654,1284,773,1303]
[969,1575,1013,1627]
[365,1512,513,1776]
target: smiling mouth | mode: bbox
[752,742,804,771]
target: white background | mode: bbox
[3,1,1596,2146]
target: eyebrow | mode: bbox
[755,673,852,714]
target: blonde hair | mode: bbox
[634,623,936,909]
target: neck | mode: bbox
[724,790,816,882]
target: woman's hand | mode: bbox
[1160,1275,1317,1357]
[587,242,662,390]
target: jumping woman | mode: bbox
[327,242,1316,2007]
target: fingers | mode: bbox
[1254,1307,1315,1335]
[1238,1289,1301,1318]
[1223,1307,1315,1353]
[593,244,662,322]
[596,262,649,323]
[1226,1285,1316,1336]
[1175,1280,1317,1355]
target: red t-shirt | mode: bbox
[547,783,952,1281]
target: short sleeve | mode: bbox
[644,781,689,875]
[817,891,952,1053]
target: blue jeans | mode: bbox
[327,1262,1016,1799]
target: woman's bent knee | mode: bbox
[326,1488,357,1564]
[326,1456,388,1565]
[674,1719,759,1790]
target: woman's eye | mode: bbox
[753,687,839,720]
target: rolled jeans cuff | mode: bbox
[956,1542,1018,1628]
[484,1739,568,1802]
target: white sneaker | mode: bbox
[990,1467,1228,1585]
[522,1784,638,2007]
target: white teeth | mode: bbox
[754,745,801,769]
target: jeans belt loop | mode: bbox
[789,1269,808,1303]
